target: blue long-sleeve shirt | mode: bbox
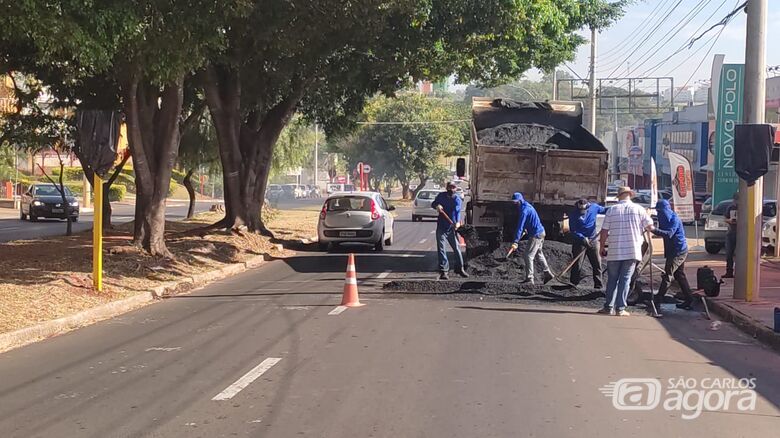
[514,194,545,241]
[568,203,606,241]
[653,199,688,257]
[431,191,462,231]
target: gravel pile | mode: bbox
[476,123,564,149]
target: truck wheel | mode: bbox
[705,242,722,255]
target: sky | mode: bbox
[547,0,780,89]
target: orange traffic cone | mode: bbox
[341,253,365,307]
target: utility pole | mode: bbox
[735,0,767,301]
[588,27,598,133]
[552,68,558,100]
[314,123,319,189]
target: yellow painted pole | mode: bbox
[92,174,103,292]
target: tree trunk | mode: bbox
[401,183,410,200]
[411,176,428,199]
[122,73,185,257]
[183,168,196,219]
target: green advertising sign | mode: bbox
[712,64,744,206]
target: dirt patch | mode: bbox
[0,211,298,335]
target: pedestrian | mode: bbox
[651,199,695,315]
[511,192,553,285]
[568,198,606,288]
[432,182,468,280]
[723,192,738,278]
[598,187,654,316]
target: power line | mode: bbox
[596,0,675,65]
[673,23,728,101]
[686,1,747,48]
[635,0,731,78]
[356,120,470,125]
[604,0,686,79]
[615,0,715,78]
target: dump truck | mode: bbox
[456,98,609,256]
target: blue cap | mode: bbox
[512,192,524,203]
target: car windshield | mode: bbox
[326,196,372,212]
[416,191,437,200]
[34,185,72,196]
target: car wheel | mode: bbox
[375,234,385,251]
[385,229,393,246]
[411,214,418,222]
[30,214,38,222]
[72,217,79,223]
[318,242,329,251]
[20,209,27,221]
[705,242,722,255]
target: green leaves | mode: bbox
[336,93,469,185]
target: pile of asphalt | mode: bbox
[465,239,597,286]
[382,279,605,307]
[476,123,563,149]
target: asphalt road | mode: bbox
[1,209,779,437]
[0,200,216,243]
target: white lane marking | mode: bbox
[689,338,753,346]
[145,347,181,352]
[418,239,427,244]
[328,306,348,316]
[376,271,391,279]
[212,358,282,401]
[430,230,436,234]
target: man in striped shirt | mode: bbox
[598,187,654,316]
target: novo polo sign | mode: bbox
[712,64,744,206]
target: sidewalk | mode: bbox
[679,254,780,351]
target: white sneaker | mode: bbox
[617,309,630,317]
[597,307,615,315]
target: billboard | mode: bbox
[712,64,744,206]
[669,152,695,223]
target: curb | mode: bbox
[0,254,267,354]
[705,297,780,353]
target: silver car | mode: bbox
[317,192,395,251]
[411,189,440,222]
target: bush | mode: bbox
[108,184,126,202]
[169,179,178,196]
[51,166,84,182]
[171,168,187,184]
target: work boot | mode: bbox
[455,268,469,278]
[521,277,535,286]
[439,272,449,280]
[723,270,734,279]
[542,271,554,285]
[650,300,664,318]
[593,279,603,290]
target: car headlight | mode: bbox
[32,200,43,206]
[70,201,79,207]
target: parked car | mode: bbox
[266,184,283,200]
[20,183,80,222]
[411,189,440,222]
[705,199,777,254]
[317,192,395,251]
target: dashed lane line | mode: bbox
[328,306,348,316]
[212,357,282,401]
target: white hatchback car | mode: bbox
[317,192,395,251]
[412,189,441,222]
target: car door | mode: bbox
[379,195,393,237]
[22,187,32,214]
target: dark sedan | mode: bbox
[20,183,80,221]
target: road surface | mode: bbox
[0,208,778,437]
[0,200,216,243]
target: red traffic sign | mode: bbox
[362,164,372,173]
